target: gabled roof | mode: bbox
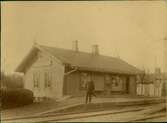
[16,44,142,75]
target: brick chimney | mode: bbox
[72,40,79,52]
[92,44,99,55]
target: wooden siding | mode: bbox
[63,71,85,96]
[24,51,65,98]
[92,73,105,91]
[128,76,137,95]
[64,71,78,95]
[64,70,135,96]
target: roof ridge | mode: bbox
[39,44,141,72]
[38,44,118,59]
[16,43,141,74]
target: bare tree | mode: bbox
[0,72,24,89]
[139,69,146,95]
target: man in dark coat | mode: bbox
[85,80,96,104]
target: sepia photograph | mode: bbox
[1,1,167,122]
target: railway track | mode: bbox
[2,103,166,122]
[2,107,144,122]
[131,113,166,122]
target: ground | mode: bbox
[57,105,167,122]
[1,95,166,122]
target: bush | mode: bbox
[1,88,34,109]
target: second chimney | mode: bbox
[92,44,99,55]
[72,40,79,52]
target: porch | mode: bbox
[63,71,136,96]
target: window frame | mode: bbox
[33,72,40,88]
[80,72,89,90]
[44,71,52,88]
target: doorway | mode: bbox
[126,77,130,94]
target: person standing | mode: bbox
[85,80,95,104]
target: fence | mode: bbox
[137,82,166,97]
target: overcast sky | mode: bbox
[1,1,167,74]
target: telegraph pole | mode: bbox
[163,38,167,111]
[164,37,167,73]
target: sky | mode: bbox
[1,1,167,74]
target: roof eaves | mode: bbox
[15,44,64,73]
[75,66,140,75]
[15,46,38,73]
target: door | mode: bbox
[92,73,105,91]
[64,72,79,95]
[126,77,130,93]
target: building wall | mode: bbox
[23,50,137,98]
[24,51,65,98]
[64,71,106,96]
[64,71,77,95]
[63,71,85,96]
[64,70,136,96]
[128,76,137,95]
[92,73,105,91]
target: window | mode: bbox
[111,76,119,87]
[111,76,123,87]
[44,72,52,88]
[80,72,88,90]
[33,72,40,88]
